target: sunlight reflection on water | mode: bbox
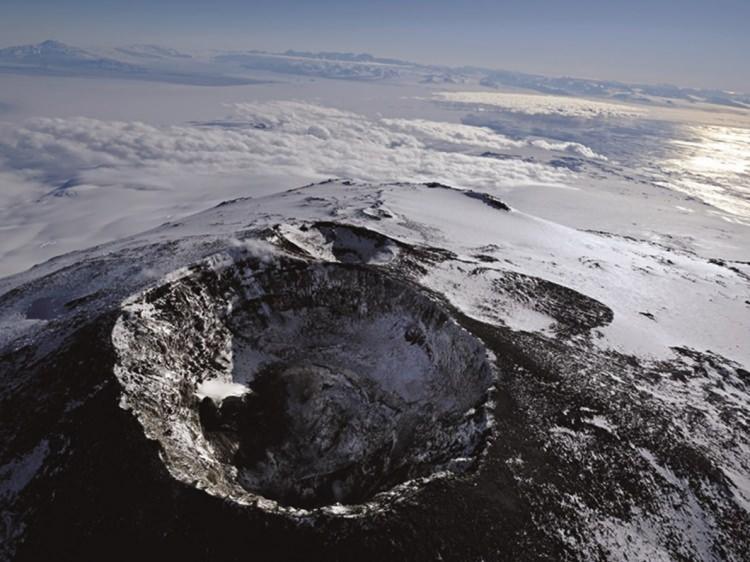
[656,125,750,221]
[460,106,750,224]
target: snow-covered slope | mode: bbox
[0,180,748,561]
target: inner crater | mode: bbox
[113,254,496,511]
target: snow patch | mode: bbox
[195,379,250,404]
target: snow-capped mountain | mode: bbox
[1,39,747,108]
[0,39,139,72]
[1,180,748,561]
[212,50,410,81]
[0,39,93,61]
[0,39,259,85]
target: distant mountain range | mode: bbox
[0,40,256,85]
[473,68,750,110]
[1,40,748,108]
[0,39,140,72]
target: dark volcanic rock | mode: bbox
[113,258,497,513]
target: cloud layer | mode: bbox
[0,102,578,185]
[0,100,589,275]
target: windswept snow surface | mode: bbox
[1,180,747,365]
[376,185,748,364]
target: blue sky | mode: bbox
[2,0,749,91]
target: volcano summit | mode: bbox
[0,181,748,561]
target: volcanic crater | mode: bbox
[113,254,497,513]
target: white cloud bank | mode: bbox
[0,101,593,276]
